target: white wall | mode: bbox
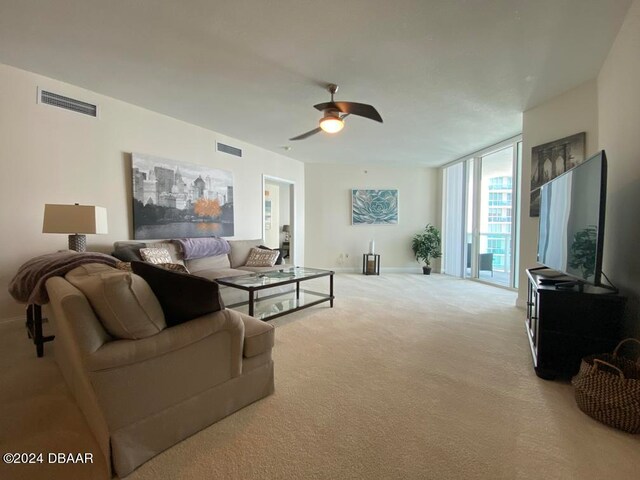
[0,63,305,318]
[516,80,599,306]
[304,163,438,271]
[597,0,640,334]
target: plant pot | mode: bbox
[422,266,432,275]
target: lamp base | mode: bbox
[68,234,87,252]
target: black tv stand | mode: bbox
[525,267,626,380]
[554,280,585,292]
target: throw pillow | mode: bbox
[131,261,224,327]
[115,261,133,272]
[65,266,166,339]
[112,245,144,262]
[140,247,173,264]
[157,263,190,274]
[258,245,284,265]
[245,247,279,267]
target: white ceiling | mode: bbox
[0,0,631,167]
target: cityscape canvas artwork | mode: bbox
[351,189,399,225]
[131,153,234,239]
[530,132,585,217]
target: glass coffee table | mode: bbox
[216,267,334,320]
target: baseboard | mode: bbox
[329,267,424,274]
[515,297,527,309]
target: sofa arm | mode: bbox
[239,312,275,358]
[86,309,245,373]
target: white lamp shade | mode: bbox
[319,115,344,133]
[42,204,108,234]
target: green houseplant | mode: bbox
[412,224,442,275]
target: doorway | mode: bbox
[262,175,295,264]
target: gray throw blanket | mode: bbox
[9,251,118,305]
[173,237,231,260]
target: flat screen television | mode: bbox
[537,150,607,286]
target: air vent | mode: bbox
[217,142,242,157]
[39,89,98,117]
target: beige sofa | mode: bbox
[45,264,275,478]
[113,238,288,305]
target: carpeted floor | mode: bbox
[1,273,638,479]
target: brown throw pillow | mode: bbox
[245,247,279,267]
[131,261,224,327]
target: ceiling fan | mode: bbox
[289,84,383,141]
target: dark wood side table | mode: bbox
[281,241,290,259]
[362,254,380,275]
[25,304,55,358]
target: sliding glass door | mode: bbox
[443,137,521,289]
[478,146,515,286]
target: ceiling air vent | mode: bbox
[217,142,242,157]
[38,89,98,118]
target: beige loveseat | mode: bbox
[45,263,275,478]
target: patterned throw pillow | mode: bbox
[244,247,280,267]
[157,263,190,274]
[115,261,133,272]
[140,247,173,264]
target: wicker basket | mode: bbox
[571,338,640,433]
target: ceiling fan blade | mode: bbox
[314,101,342,112]
[289,127,322,141]
[314,101,382,122]
[334,102,383,123]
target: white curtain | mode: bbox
[443,162,465,277]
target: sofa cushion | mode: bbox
[237,266,284,273]
[131,261,224,327]
[228,239,263,268]
[185,254,231,273]
[241,315,275,358]
[245,247,279,267]
[190,268,248,281]
[65,264,166,339]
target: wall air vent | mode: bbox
[217,142,242,157]
[38,89,98,118]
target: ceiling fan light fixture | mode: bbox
[319,114,344,134]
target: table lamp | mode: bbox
[42,203,108,252]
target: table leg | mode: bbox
[26,304,34,339]
[249,291,254,317]
[296,281,300,300]
[26,304,54,358]
[330,273,334,307]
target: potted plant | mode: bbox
[412,224,442,275]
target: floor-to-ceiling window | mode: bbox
[442,136,522,289]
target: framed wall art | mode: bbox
[351,189,399,225]
[131,153,234,239]
[530,132,586,216]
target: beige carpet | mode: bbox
[1,273,638,479]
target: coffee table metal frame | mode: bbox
[216,267,334,320]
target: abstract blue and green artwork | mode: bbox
[351,189,399,225]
